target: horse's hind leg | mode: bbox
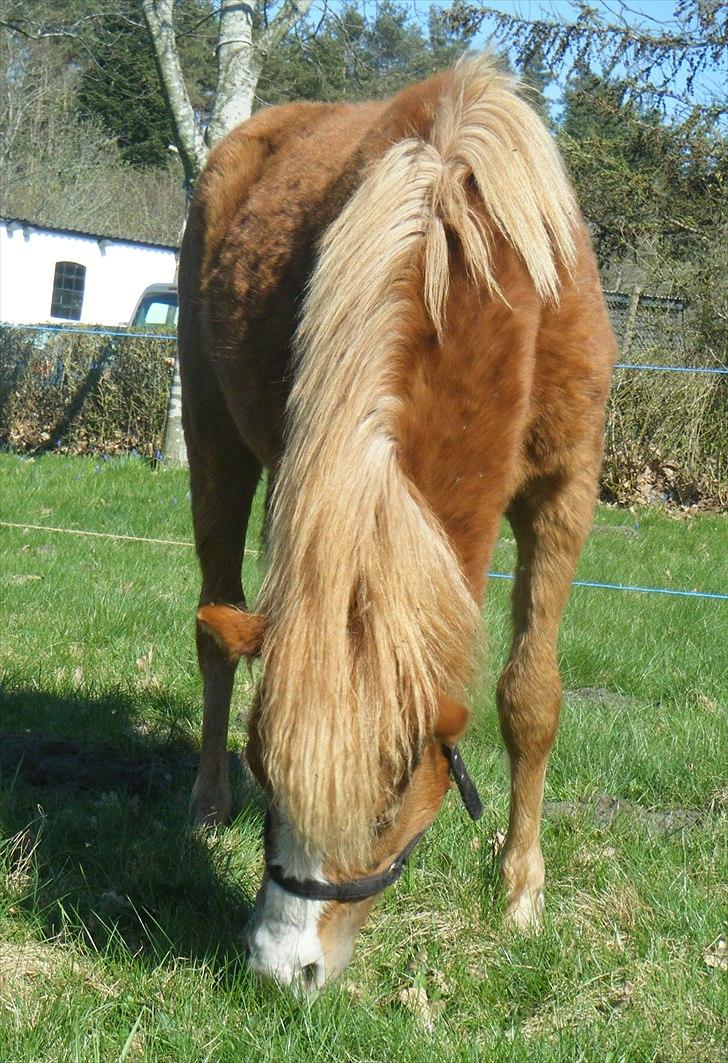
[497,463,598,927]
[186,396,262,828]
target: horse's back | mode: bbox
[179,67,613,479]
[195,71,449,291]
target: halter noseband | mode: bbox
[264,743,483,903]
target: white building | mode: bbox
[0,217,178,327]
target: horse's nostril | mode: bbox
[300,960,323,992]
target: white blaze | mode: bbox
[247,815,327,990]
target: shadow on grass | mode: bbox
[0,684,263,973]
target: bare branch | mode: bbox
[0,12,109,42]
[259,0,314,55]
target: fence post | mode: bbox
[621,285,642,359]
[162,353,187,467]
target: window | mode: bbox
[50,261,86,320]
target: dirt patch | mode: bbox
[0,738,704,838]
[0,734,181,797]
[544,793,702,835]
[591,523,641,538]
[566,687,641,709]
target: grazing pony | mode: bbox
[178,55,616,991]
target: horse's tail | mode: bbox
[257,55,577,869]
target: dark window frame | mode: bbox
[50,261,86,321]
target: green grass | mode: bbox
[1,453,726,1062]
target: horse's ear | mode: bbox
[435,694,469,744]
[197,605,265,661]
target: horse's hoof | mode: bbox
[189,782,231,829]
[504,888,544,931]
[190,808,229,831]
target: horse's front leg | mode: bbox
[186,394,262,828]
[497,466,598,927]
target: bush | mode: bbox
[0,325,174,459]
[603,367,726,506]
[602,285,727,507]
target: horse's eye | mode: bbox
[373,812,396,835]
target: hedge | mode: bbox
[1,322,725,506]
[0,325,174,459]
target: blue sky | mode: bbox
[312,0,688,39]
[472,0,679,20]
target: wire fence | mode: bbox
[1,308,725,602]
[4,312,724,510]
[6,320,728,376]
[1,519,725,601]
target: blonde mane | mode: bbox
[256,55,578,869]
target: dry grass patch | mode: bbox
[0,941,58,993]
[0,939,117,1007]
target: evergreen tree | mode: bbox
[559,65,726,264]
[77,7,174,169]
[518,47,552,121]
[76,1,215,170]
[258,2,477,108]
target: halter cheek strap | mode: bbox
[443,742,484,821]
[264,742,482,904]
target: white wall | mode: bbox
[0,220,177,326]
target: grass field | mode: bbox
[1,453,726,1062]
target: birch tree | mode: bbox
[140,1,314,186]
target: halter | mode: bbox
[263,743,483,903]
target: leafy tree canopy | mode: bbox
[2,0,216,170]
[258,2,476,106]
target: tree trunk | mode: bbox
[163,352,187,467]
[140,0,207,185]
[141,1,314,181]
[204,2,260,147]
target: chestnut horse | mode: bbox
[178,55,616,990]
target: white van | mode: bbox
[129,283,178,328]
